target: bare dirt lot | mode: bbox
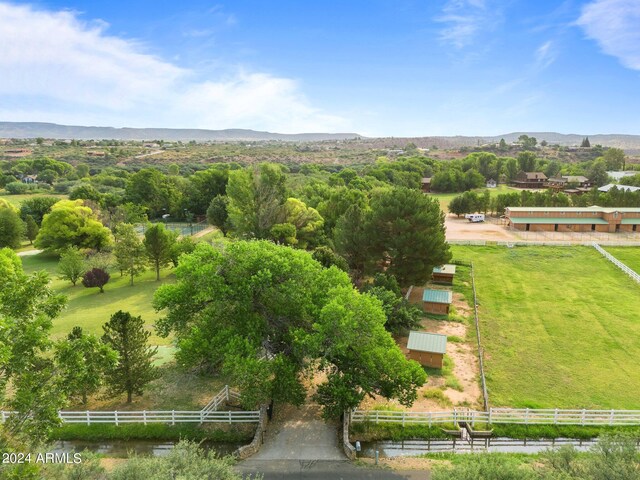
[445,216,517,241]
[361,287,481,412]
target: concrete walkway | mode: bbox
[249,403,345,461]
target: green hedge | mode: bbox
[49,424,253,443]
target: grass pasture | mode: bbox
[0,191,67,206]
[604,246,640,274]
[451,245,640,409]
[20,253,173,346]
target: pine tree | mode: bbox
[581,137,591,148]
[102,310,159,403]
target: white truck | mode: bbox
[465,213,485,223]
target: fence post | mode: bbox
[200,410,204,425]
[428,412,432,428]
[525,408,529,425]
[1,411,5,423]
[581,409,586,426]
[143,410,147,426]
[402,411,406,427]
[228,411,232,425]
[115,410,119,427]
[172,410,175,426]
[554,408,558,425]
[225,385,230,402]
[610,409,615,426]
[86,411,90,426]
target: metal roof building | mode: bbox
[407,331,447,368]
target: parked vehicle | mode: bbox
[465,213,485,223]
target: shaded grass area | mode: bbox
[604,246,640,274]
[49,423,254,442]
[451,245,640,409]
[68,363,226,412]
[20,252,173,345]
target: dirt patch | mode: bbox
[361,313,481,411]
[359,456,445,471]
[445,216,517,241]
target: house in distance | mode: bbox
[407,331,447,368]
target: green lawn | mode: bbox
[20,253,173,346]
[0,191,67,206]
[451,245,640,409]
[428,184,517,211]
[604,246,640,274]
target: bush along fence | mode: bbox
[592,242,640,284]
[351,408,640,428]
[0,385,260,426]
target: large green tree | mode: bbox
[226,163,287,238]
[125,168,178,219]
[102,311,159,403]
[365,187,450,287]
[153,241,426,416]
[143,223,176,280]
[0,248,67,445]
[0,206,25,249]
[114,223,147,286]
[35,200,113,252]
[55,326,117,405]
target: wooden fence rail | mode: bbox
[351,408,640,427]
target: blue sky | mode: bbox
[1,0,639,136]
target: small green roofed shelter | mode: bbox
[432,264,456,284]
[407,331,447,368]
[422,289,452,315]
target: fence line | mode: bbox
[469,262,490,411]
[592,243,640,284]
[351,408,640,427]
[0,386,258,426]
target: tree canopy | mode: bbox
[34,200,113,252]
[153,241,425,416]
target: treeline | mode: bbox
[449,187,640,217]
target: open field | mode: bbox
[451,245,640,409]
[0,191,67,206]
[604,246,640,273]
[20,253,173,346]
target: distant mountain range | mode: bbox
[1,122,639,150]
[0,122,361,142]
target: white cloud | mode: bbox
[534,40,557,70]
[436,0,491,48]
[576,0,640,70]
[0,2,348,132]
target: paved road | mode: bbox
[250,403,344,461]
[237,460,430,480]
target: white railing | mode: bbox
[0,385,258,426]
[593,243,640,284]
[352,408,640,427]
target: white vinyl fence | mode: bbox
[592,242,640,284]
[352,408,640,427]
[1,386,259,426]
